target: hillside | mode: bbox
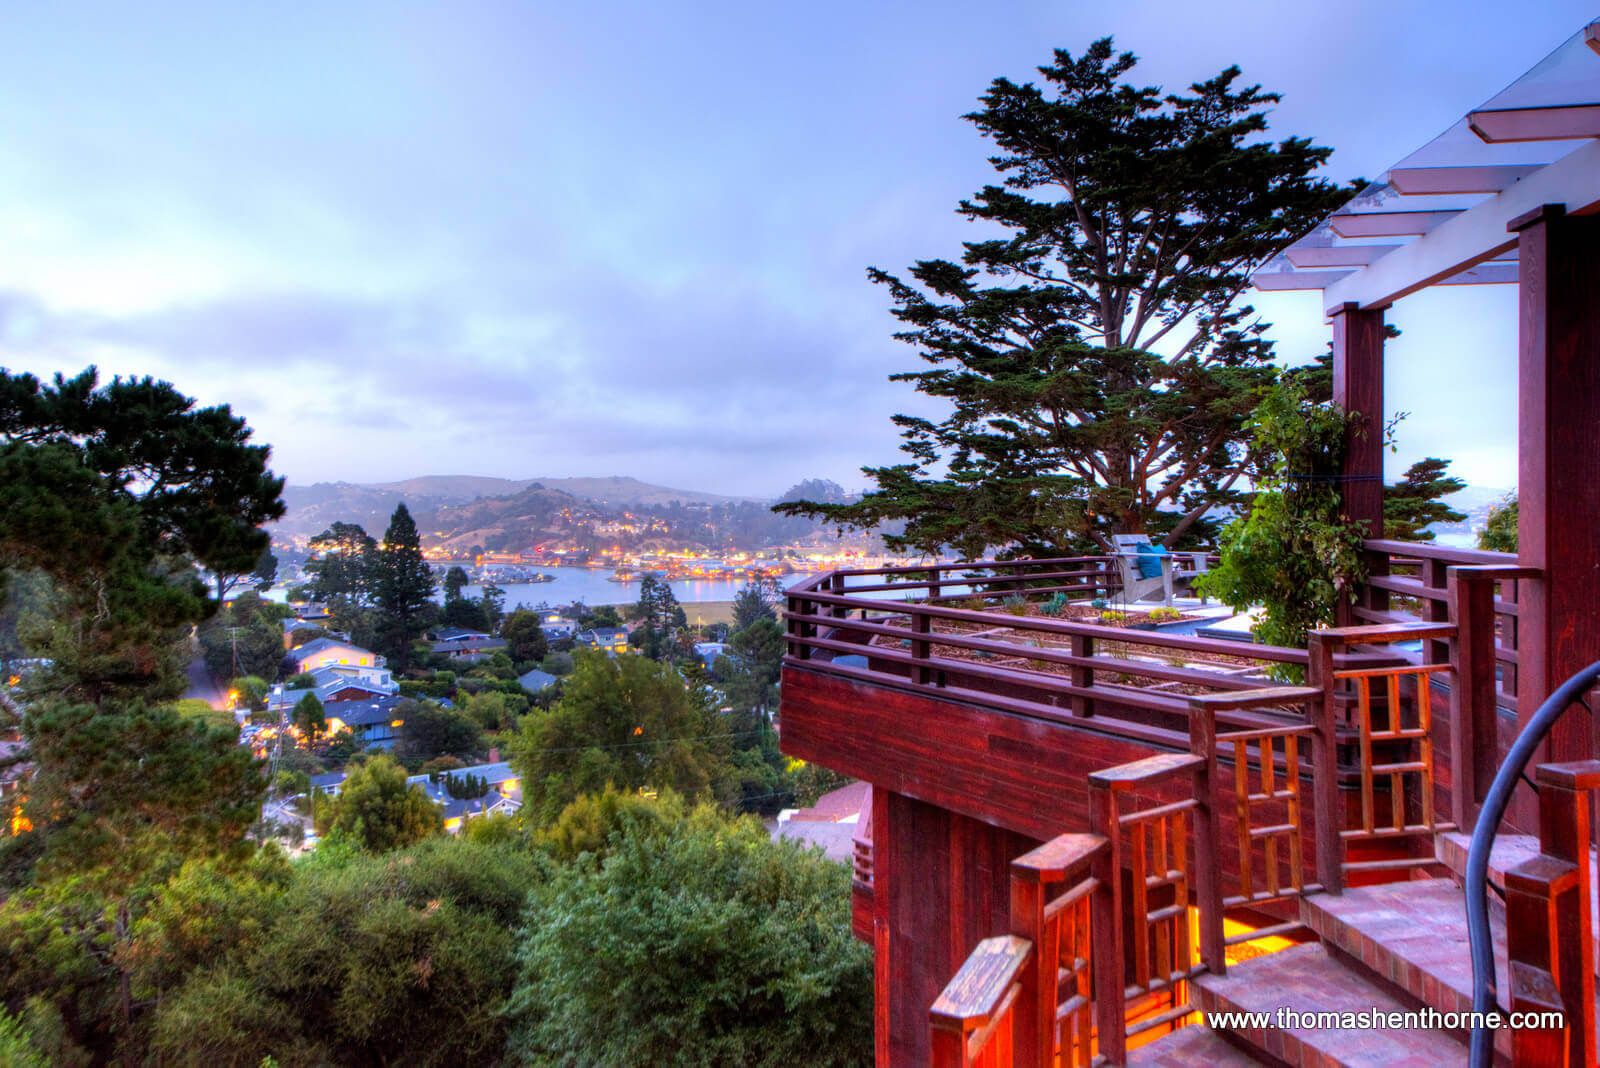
[273,475,766,541]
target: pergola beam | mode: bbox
[1389,164,1541,194]
[1329,210,1459,237]
[1285,245,1402,267]
[1469,103,1600,143]
[1323,138,1600,312]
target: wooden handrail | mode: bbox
[930,935,1033,1068]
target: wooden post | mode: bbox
[1088,780,1126,1066]
[1307,633,1344,893]
[1070,634,1095,717]
[1448,567,1497,829]
[1187,702,1226,974]
[1330,302,1386,540]
[1008,873,1048,1068]
[913,612,933,686]
[1504,760,1599,1067]
[1512,204,1600,767]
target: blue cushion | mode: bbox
[1134,543,1170,579]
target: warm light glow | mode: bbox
[9,806,30,835]
[390,719,405,728]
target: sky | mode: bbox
[0,1,1593,498]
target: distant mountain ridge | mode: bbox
[273,475,771,540]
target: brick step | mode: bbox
[1193,942,1467,1067]
[1126,1024,1262,1066]
[1436,830,1600,973]
[1300,877,1512,1061]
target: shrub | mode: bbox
[1002,594,1029,616]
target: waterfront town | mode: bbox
[2,5,1598,1067]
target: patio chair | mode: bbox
[1109,534,1210,607]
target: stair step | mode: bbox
[1126,1024,1261,1066]
[1437,830,1600,974]
[1194,942,1467,1067]
[1301,878,1505,1019]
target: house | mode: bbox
[430,636,508,663]
[693,641,729,671]
[541,618,578,641]
[286,638,381,674]
[429,626,493,643]
[411,760,523,832]
[780,21,1600,1067]
[320,693,406,747]
[577,627,629,654]
[267,663,398,715]
[774,781,869,864]
[517,668,558,693]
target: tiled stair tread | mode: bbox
[1194,942,1467,1067]
[1301,878,1507,1017]
[1126,1024,1262,1066]
[1437,831,1600,973]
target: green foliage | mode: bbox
[533,787,686,864]
[717,616,785,721]
[0,1007,46,1068]
[1383,457,1466,542]
[305,522,376,604]
[1147,606,1182,623]
[170,697,236,732]
[731,580,780,631]
[397,699,484,766]
[373,504,437,672]
[538,650,574,677]
[1040,593,1071,617]
[200,592,289,684]
[285,671,316,689]
[509,652,726,826]
[1196,379,1367,650]
[1098,610,1127,624]
[149,836,541,1067]
[315,755,441,853]
[775,42,1353,557]
[499,609,549,667]
[1479,497,1518,553]
[1002,594,1029,616]
[632,574,686,660]
[441,565,470,603]
[507,804,873,1067]
[292,692,326,745]
[460,689,526,732]
[444,772,489,800]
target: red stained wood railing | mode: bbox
[1505,760,1600,1067]
[930,935,1033,1068]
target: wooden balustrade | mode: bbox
[1506,760,1600,1067]
[1010,833,1113,1068]
[930,935,1033,1068]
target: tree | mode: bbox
[314,755,441,852]
[292,692,327,746]
[633,574,686,661]
[373,504,436,672]
[500,609,549,668]
[442,565,470,603]
[509,652,726,825]
[1479,496,1518,553]
[1196,379,1367,652]
[305,522,377,604]
[506,803,873,1067]
[718,617,785,722]
[396,699,484,767]
[731,579,780,631]
[1384,458,1466,542]
[776,42,1352,556]
[213,542,279,603]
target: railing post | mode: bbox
[1009,872,1050,1068]
[1307,632,1344,893]
[1448,567,1498,829]
[913,610,933,686]
[1505,762,1599,1067]
[1070,634,1095,717]
[1088,780,1126,1066]
[1187,702,1226,975]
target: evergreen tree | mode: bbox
[314,755,441,852]
[776,41,1353,556]
[442,565,470,603]
[306,522,377,604]
[293,692,327,746]
[1479,497,1518,553]
[374,503,436,672]
[1383,458,1466,542]
[731,579,780,631]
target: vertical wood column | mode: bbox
[1512,204,1600,765]
[1331,301,1387,539]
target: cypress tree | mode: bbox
[374,503,436,672]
